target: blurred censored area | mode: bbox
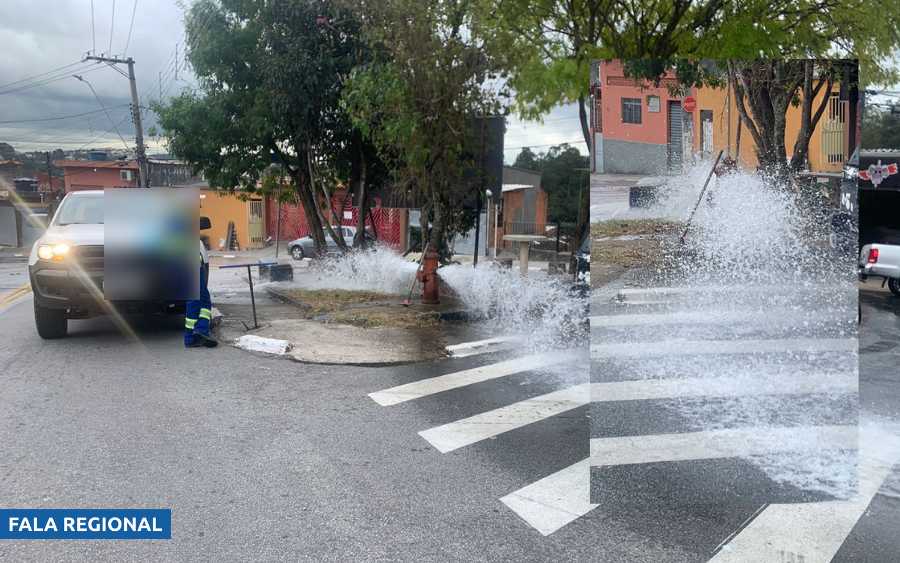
[104,188,198,301]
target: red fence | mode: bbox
[265,197,404,248]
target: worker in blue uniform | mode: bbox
[185,238,218,348]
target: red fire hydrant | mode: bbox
[417,248,441,305]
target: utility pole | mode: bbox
[84,55,149,188]
[45,152,53,192]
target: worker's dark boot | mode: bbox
[193,331,218,348]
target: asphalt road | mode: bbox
[0,288,640,562]
[589,273,900,563]
[3,267,899,561]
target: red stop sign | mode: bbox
[683,96,696,112]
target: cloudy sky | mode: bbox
[0,0,586,163]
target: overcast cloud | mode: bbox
[0,0,585,164]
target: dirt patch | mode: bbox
[272,288,444,328]
[591,219,681,238]
[591,219,682,287]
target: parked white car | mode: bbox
[288,226,373,259]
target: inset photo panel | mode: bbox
[589,59,861,558]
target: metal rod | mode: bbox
[680,149,724,244]
[247,265,258,328]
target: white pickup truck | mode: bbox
[28,190,209,339]
[859,243,900,296]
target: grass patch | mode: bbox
[276,288,438,328]
[330,307,439,329]
[590,219,682,287]
[591,219,681,238]
[279,289,395,315]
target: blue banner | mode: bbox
[0,509,171,540]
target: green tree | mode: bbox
[154,0,373,254]
[512,144,587,224]
[478,0,900,149]
[862,106,900,150]
[540,144,589,225]
[512,147,541,171]
[341,0,507,261]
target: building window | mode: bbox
[646,95,660,113]
[622,98,641,124]
[120,170,134,182]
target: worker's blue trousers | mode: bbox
[184,263,212,346]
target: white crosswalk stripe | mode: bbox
[500,458,596,536]
[580,282,863,546]
[590,308,845,328]
[369,340,591,536]
[418,374,854,455]
[591,337,856,359]
[368,351,571,406]
[445,336,519,358]
[589,425,856,467]
[419,383,590,453]
[710,432,900,562]
[501,425,858,537]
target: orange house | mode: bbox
[591,60,692,175]
[54,159,139,191]
[692,81,848,173]
[199,189,266,250]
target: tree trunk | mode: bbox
[428,187,449,263]
[307,149,348,252]
[290,166,326,254]
[354,150,369,248]
[578,94,591,148]
[790,65,834,173]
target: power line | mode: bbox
[503,140,586,151]
[0,104,130,125]
[0,109,132,143]
[0,62,105,97]
[0,60,86,91]
[109,0,116,55]
[74,74,131,152]
[124,0,138,55]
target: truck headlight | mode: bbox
[37,243,71,261]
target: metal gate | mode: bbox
[667,101,684,172]
[247,199,265,248]
[821,93,846,170]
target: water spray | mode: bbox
[679,149,724,244]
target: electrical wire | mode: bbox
[0,60,87,91]
[0,63,105,97]
[74,75,131,152]
[109,0,116,55]
[503,140,586,151]
[0,104,130,125]
[124,0,138,55]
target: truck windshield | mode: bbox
[55,194,104,225]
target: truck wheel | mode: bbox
[890,278,900,297]
[34,303,67,339]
